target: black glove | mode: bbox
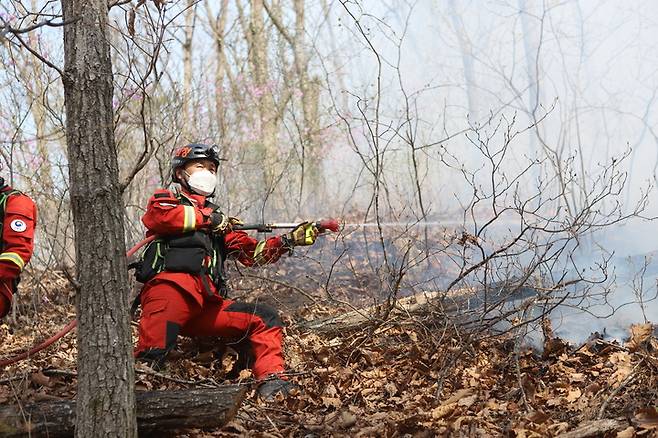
[210,211,230,234]
[210,212,244,234]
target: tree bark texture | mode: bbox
[205,0,229,138]
[0,386,246,437]
[61,1,137,437]
[182,0,196,139]
[248,0,278,194]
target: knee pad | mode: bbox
[137,321,181,370]
[225,302,283,328]
[164,321,181,351]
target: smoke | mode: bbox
[308,1,658,344]
[4,1,658,345]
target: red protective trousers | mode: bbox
[135,188,289,379]
[135,277,285,379]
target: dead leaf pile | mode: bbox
[2,270,658,437]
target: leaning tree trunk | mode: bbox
[61,1,137,437]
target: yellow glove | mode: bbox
[228,216,244,230]
[282,222,318,247]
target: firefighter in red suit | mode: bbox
[135,143,317,399]
[0,177,37,319]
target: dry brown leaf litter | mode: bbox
[1,272,657,437]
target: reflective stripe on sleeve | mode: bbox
[0,252,25,270]
[253,240,267,265]
[182,205,196,232]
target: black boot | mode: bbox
[257,377,298,400]
[136,348,168,371]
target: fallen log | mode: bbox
[0,386,246,437]
[298,280,541,335]
[297,289,447,334]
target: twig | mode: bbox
[135,368,220,387]
[3,25,66,76]
[241,272,319,303]
[2,17,75,35]
[60,265,81,292]
[109,0,134,8]
[597,359,643,419]
[42,367,221,387]
[264,413,279,432]
[42,368,77,378]
[513,327,531,412]
[0,373,28,384]
[8,376,29,431]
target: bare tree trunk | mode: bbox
[292,0,322,212]
[248,0,277,208]
[447,0,480,122]
[182,0,197,139]
[61,0,137,437]
[265,0,322,212]
[518,0,541,160]
[205,0,229,138]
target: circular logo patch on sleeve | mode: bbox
[10,219,27,232]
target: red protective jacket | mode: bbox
[141,188,288,302]
[0,185,37,316]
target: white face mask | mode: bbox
[185,169,217,196]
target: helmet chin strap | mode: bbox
[180,172,192,192]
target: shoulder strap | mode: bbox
[204,200,221,212]
[0,189,21,218]
[178,192,195,207]
[0,189,20,210]
[0,189,21,253]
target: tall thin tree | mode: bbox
[61,1,137,436]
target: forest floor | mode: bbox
[1,253,658,437]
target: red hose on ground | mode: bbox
[0,319,78,368]
[0,235,156,368]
